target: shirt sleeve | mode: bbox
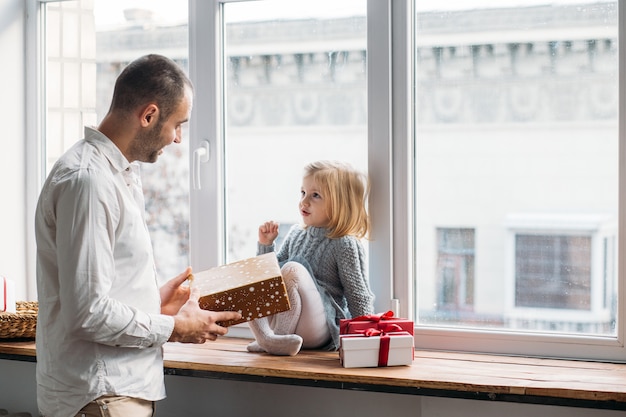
[53,168,173,348]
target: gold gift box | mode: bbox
[192,253,291,326]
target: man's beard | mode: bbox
[129,121,164,163]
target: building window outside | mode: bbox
[603,235,617,312]
[503,213,616,336]
[515,234,591,311]
[436,228,475,314]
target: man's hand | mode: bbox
[168,286,242,344]
[160,267,193,316]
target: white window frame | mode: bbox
[410,2,626,362]
[187,0,406,317]
[27,0,626,361]
[25,0,50,301]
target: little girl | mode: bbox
[247,160,375,356]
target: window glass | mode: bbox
[436,228,475,314]
[44,0,189,283]
[222,0,368,262]
[515,234,591,310]
[39,0,624,360]
[414,1,618,337]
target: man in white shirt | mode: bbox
[34,54,241,417]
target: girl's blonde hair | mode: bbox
[303,160,370,239]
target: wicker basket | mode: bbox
[0,301,38,339]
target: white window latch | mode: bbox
[192,140,210,190]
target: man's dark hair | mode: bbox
[109,54,193,120]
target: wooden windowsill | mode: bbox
[1,337,626,410]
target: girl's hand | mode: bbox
[258,221,280,246]
[160,266,193,316]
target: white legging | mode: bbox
[269,261,331,349]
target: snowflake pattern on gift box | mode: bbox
[193,253,291,326]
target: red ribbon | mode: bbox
[355,327,400,366]
[349,310,395,323]
[360,328,384,337]
[379,335,390,366]
[377,323,404,333]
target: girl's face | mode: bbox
[299,175,331,228]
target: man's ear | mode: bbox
[140,104,159,127]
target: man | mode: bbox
[34,54,241,417]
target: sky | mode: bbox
[94,0,606,28]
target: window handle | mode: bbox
[192,140,210,190]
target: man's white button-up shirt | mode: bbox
[35,127,175,417]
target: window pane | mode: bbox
[414,1,618,336]
[44,0,189,283]
[223,0,368,262]
[515,234,591,311]
[435,228,475,315]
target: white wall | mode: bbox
[1,359,626,417]
[0,0,28,300]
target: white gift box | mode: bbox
[339,331,414,368]
[1,276,16,314]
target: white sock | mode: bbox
[246,340,265,353]
[247,316,303,356]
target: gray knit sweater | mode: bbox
[257,225,375,350]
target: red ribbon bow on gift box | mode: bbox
[350,310,395,323]
[355,324,404,367]
[345,311,407,334]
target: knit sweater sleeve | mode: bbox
[335,237,375,317]
[257,242,275,255]
[256,224,299,262]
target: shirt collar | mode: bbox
[84,126,132,174]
